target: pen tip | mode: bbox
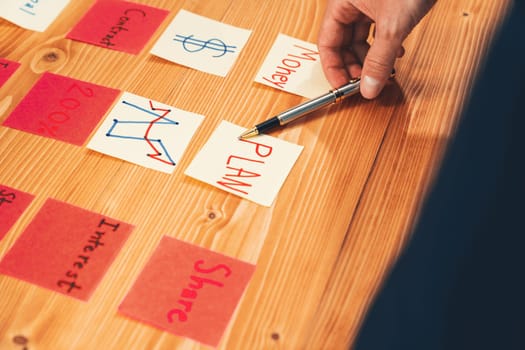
[238,127,259,139]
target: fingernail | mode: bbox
[362,75,381,98]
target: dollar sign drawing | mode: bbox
[174,34,237,58]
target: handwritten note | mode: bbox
[255,34,331,98]
[2,72,120,146]
[119,236,255,347]
[0,58,20,88]
[87,92,204,173]
[184,121,303,207]
[0,198,133,300]
[0,0,70,32]
[0,185,34,242]
[151,9,252,77]
[66,0,169,55]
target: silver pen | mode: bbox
[238,77,362,139]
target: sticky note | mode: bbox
[0,185,34,242]
[0,58,20,88]
[0,0,70,32]
[87,92,204,173]
[2,72,120,146]
[119,236,256,347]
[151,9,252,77]
[66,0,169,55]
[255,33,332,98]
[0,198,134,301]
[185,121,303,207]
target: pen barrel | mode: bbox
[277,92,337,125]
[276,79,361,126]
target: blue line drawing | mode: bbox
[105,100,180,166]
[173,34,237,58]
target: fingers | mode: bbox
[350,21,371,67]
[319,47,353,88]
[359,34,403,99]
[317,0,436,99]
[318,17,351,87]
[397,45,406,58]
[318,0,366,88]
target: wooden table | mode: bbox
[0,0,511,349]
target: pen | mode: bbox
[239,77,362,139]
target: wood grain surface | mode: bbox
[0,0,511,349]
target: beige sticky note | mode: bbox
[151,10,252,77]
[88,92,204,173]
[0,0,70,32]
[255,33,332,98]
[184,121,303,206]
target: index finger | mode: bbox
[317,2,368,87]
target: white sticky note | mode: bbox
[255,34,332,98]
[151,9,252,77]
[0,0,70,32]
[88,92,204,174]
[185,121,303,206]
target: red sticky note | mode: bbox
[0,198,134,301]
[66,0,169,54]
[0,185,34,241]
[2,72,120,145]
[119,236,256,347]
[0,58,20,88]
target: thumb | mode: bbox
[360,37,400,99]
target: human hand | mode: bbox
[318,0,436,98]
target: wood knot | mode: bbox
[204,206,223,222]
[44,52,59,62]
[271,332,280,341]
[31,47,68,73]
[13,335,29,349]
[12,335,28,345]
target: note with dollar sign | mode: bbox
[151,10,252,77]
